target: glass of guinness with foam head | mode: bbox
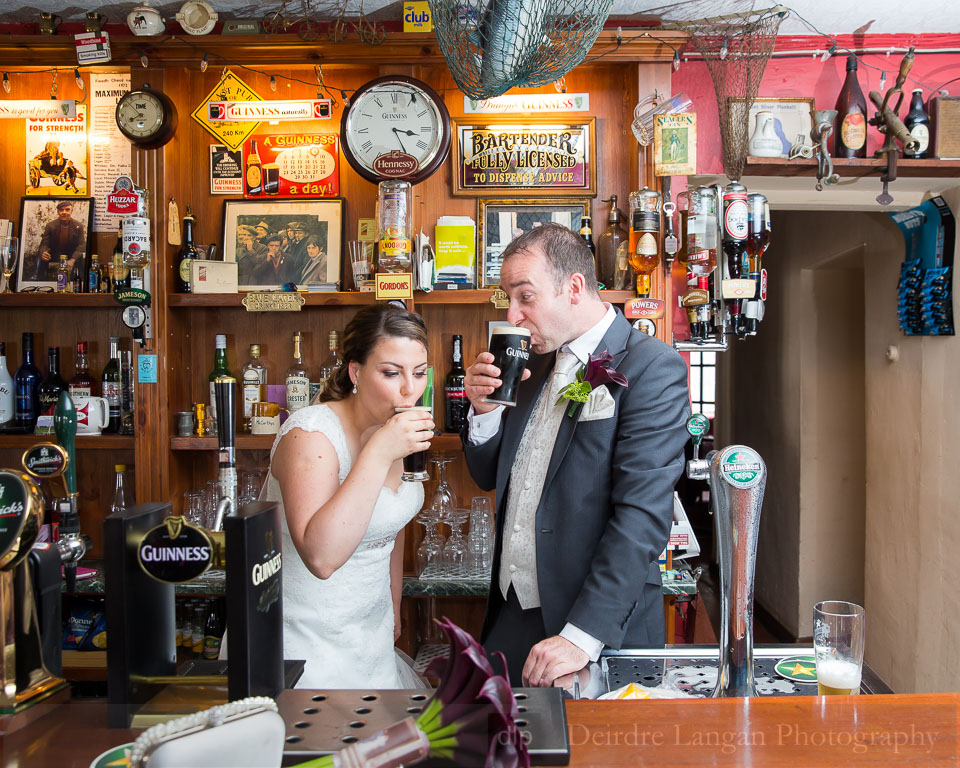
[397,405,432,482]
[485,326,531,407]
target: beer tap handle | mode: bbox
[686,413,710,480]
[213,377,238,532]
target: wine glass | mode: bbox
[428,453,459,520]
[442,508,470,577]
[0,236,18,294]
[415,508,444,578]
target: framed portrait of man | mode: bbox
[223,199,343,291]
[17,196,93,292]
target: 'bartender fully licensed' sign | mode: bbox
[452,117,596,196]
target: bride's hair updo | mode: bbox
[318,303,429,402]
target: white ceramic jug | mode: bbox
[749,111,783,158]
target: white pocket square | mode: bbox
[578,385,616,421]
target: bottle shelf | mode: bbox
[167,289,638,307]
[0,433,133,450]
[0,293,121,308]
[169,432,463,452]
[744,156,960,178]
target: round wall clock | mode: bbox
[341,75,451,185]
[115,85,178,149]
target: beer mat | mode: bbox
[774,655,818,683]
[89,743,134,768]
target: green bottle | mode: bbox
[208,334,234,429]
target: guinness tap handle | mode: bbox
[213,376,237,532]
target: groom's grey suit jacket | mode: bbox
[463,310,691,650]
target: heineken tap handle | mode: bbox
[686,413,711,480]
[53,391,77,496]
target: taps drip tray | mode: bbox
[278,687,570,765]
[601,645,891,697]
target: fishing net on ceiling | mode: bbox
[427,0,615,100]
[647,1,788,180]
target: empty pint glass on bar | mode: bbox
[814,601,865,695]
[486,326,531,407]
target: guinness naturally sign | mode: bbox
[137,516,218,583]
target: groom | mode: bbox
[462,223,690,687]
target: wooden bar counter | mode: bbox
[4,693,957,767]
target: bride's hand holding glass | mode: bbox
[364,408,434,464]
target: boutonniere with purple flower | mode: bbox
[556,350,628,417]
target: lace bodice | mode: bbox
[263,404,424,688]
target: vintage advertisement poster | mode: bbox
[190,69,263,151]
[210,144,243,194]
[654,113,697,176]
[89,72,132,230]
[452,118,595,196]
[241,133,339,198]
[25,104,87,196]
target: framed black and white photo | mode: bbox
[223,198,343,291]
[477,197,590,287]
[17,196,93,291]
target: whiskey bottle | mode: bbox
[14,333,42,430]
[444,334,467,433]
[38,346,66,417]
[833,54,868,158]
[87,254,101,294]
[246,140,263,196]
[285,331,310,413]
[102,336,122,433]
[113,223,130,290]
[56,254,70,293]
[241,343,267,432]
[68,341,97,398]
[208,334,234,428]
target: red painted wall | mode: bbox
[671,34,960,175]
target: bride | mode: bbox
[265,304,434,688]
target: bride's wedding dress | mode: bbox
[264,404,425,688]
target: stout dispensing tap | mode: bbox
[212,376,238,531]
[685,414,767,697]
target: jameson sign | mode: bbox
[453,118,595,195]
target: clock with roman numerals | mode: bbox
[340,75,451,184]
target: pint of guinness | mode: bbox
[486,326,531,407]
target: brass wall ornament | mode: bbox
[241,292,306,312]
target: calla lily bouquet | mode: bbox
[293,618,530,768]
[556,350,628,417]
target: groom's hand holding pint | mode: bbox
[465,351,532,415]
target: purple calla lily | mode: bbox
[583,350,628,389]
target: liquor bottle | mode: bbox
[743,193,770,337]
[177,206,199,293]
[119,349,135,435]
[903,89,931,159]
[104,262,114,293]
[833,54,868,158]
[202,598,225,660]
[0,342,13,426]
[722,182,749,338]
[87,254,101,294]
[628,188,661,297]
[129,268,144,290]
[56,254,70,293]
[110,464,129,515]
[70,258,84,293]
[319,331,341,386]
[208,334,234,428]
[241,343,267,432]
[68,341,97,398]
[596,196,628,289]
[38,346,66,417]
[579,216,596,261]
[14,333,42,430]
[246,140,263,196]
[285,331,310,413]
[113,223,130,290]
[444,334,467,433]
[102,336,122,434]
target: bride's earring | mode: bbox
[352,380,358,395]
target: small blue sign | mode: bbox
[138,354,157,384]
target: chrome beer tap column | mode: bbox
[685,415,767,697]
[213,376,238,532]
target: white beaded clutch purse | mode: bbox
[129,696,285,768]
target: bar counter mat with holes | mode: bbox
[277,688,570,765]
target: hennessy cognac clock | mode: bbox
[341,75,451,184]
[115,85,179,149]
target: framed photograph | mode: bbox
[452,117,596,197]
[223,198,343,291]
[477,197,591,288]
[17,196,93,291]
[730,97,816,158]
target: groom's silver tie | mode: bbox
[499,350,579,608]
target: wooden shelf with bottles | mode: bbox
[170,432,464,452]
[0,294,122,308]
[0,433,134,450]
[743,156,960,178]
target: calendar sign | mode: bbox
[241,133,340,198]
